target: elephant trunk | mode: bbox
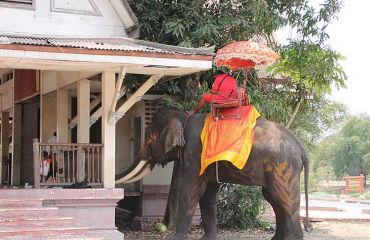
[163,152,183,230]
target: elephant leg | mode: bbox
[262,187,284,240]
[199,182,220,240]
[265,175,303,240]
[172,177,207,240]
[290,177,304,240]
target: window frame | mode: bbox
[0,0,35,10]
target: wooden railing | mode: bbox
[345,175,365,195]
[33,139,104,188]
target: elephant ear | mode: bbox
[160,117,185,154]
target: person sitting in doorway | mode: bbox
[40,151,51,182]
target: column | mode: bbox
[77,80,90,182]
[1,112,10,183]
[12,104,22,185]
[102,71,116,188]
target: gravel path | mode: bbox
[124,222,370,240]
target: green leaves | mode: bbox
[165,20,186,39]
[217,184,265,229]
[312,116,370,180]
[271,42,346,94]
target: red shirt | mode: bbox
[203,74,237,102]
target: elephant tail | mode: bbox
[302,151,313,232]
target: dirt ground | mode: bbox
[124,222,370,240]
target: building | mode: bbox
[0,1,213,239]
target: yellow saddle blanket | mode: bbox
[200,105,260,175]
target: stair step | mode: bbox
[46,237,103,240]
[0,199,43,208]
[0,217,74,228]
[0,207,58,218]
[0,226,88,238]
[3,236,103,240]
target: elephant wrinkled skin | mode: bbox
[122,107,311,240]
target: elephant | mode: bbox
[116,107,311,240]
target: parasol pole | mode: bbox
[243,67,248,89]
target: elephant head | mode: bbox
[115,108,186,184]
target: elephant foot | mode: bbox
[271,234,303,240]
[199,234,217,240]
[170,233,187,240]
[303,220,313,232]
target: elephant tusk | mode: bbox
[120,163,151,184]
[115,160,147,184]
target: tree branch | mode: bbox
[286,98,303,129]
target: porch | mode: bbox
[0,34,213,239]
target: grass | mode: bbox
[365,192,370,199]
[348,192,360,198]
[304,191,329,195]
[307,190,370,200]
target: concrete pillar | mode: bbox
[1,111,10,183]
[102,72,116,188]
[77,80,90,182]
[12,104,22,185]
[77,80,90,143]
[57,88,69,143]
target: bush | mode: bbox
[217,184,265,229]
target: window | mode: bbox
[0,0,34,8]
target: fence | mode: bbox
[345,175,365,195]
[33,139,104,188]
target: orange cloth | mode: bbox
[200,105,260,175]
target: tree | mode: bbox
[312,116,370,183]
[329,116,370,179]
[271,43,346,128]
[129,0,346,129]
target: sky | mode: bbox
[327,0,370,115]
[278,0,370,115]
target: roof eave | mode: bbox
[0,44,213,75]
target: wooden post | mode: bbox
[1,111,10,183]
[360,174,365,195]
[77,80,90,182]
[33,138,40,188]
[345,176,349,195]
[114,74,163,123]
[102,72,116,188]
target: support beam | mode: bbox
[109,66,127,124]
[57,88,69,142]
[114,74,163,123]
[102,71,116,188]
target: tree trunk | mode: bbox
[286,98,303,129]
[163,155,182,230]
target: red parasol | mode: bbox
[214,41,279,86]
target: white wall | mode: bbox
[41,71,57,95]
[41,92,57,142]
[142,162,173,186]
[115,101,140,174]
[0,0,129,37]
[0,80,14,111]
